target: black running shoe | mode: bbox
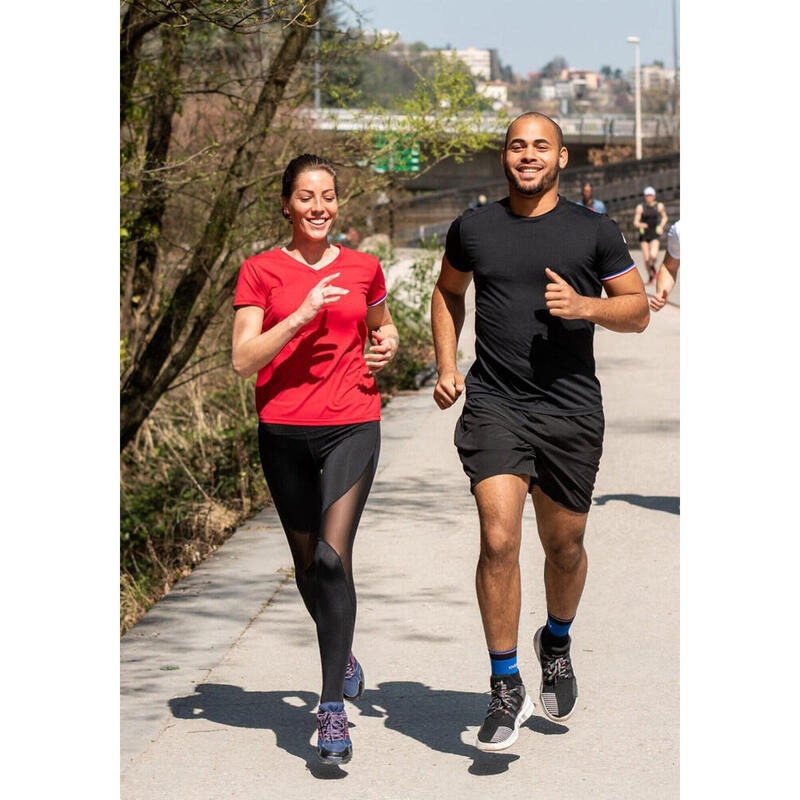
[316,703,352,765]
[533,626,578,722]
[343,653,364,701]
[475,675,534,751]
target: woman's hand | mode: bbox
[365,327,398,373]
[292,272,348,327]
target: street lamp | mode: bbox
[626,35,642,160]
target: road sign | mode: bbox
[372,134,420,173]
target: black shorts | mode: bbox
[258,421,380,533]
[454,397,604,513]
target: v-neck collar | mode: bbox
[278,244,343,272]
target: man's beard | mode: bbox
[504,161,560,196]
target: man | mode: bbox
[577,181,606,214]
[431,112,649,752]
[650,219,680,311]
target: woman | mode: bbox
[633,186,668,284]
[232,154,399,765]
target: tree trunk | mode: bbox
[120,0,328,451]
[121,20,186,356]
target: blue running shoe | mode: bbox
[316,702,352,765]
[343,652,364,701]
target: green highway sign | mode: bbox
[372,134,420,173]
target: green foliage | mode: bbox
[374,241,440,394]
[120,368,268,632]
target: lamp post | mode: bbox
[626,35,642,160]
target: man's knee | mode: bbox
[479,523,521,567]
[543,532,585,573]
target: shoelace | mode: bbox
[487,682,520,715]
[317,710,349,742]
[344,656,357,680]
[543,654,573,681]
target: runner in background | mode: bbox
[633,187,668,284]
[577,181,606,214]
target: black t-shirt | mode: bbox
[445,196,635,415]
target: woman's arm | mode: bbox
[365,301,399,373]
[633,204,644,228]
[231,272,348,378]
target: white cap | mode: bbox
[643,186,656,196]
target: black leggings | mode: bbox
[258,421,380,703]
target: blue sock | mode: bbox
[545,613,574,646]
[489,646,518,676]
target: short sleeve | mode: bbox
[366,259,387,307]
[444,216,471,272]
[595,216,636,281]
[233,258,268,309]
[667,221,680,259]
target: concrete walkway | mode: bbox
[121,270,679,798]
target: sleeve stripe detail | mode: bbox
[366,291,388,307]
[601,263,637,281]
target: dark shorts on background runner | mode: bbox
[454,397,604,513]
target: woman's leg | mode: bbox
[257,424,322,619]
[648,239,661,277]
[314,423,380,703]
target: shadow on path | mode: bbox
[594,493,680,515]
[169,681,567,778]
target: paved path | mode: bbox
[121,274,679,798]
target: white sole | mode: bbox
[474,692,535,752]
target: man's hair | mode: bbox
[503,112,564,150]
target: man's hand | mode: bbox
[364,328,398,373]
[544,268,588,320]
[433,368,465,409]
[649,288,668,311]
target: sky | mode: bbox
[342,0,679,76]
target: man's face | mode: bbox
[501,116,568,198]
[582,184,593,202]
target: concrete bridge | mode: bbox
[303,108,679,147]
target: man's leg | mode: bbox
[474,474,529,651]
[530,485,588,722]
[473,474,535,751]
[531,485,588,620]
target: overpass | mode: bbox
[301,107,679,147]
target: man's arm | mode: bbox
[544,267,650,333]
[650,253,679,311]
[431,254,473,409]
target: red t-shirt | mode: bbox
[233,246,387,425]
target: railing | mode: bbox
[385,153,680,247]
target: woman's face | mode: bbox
[283,169,338,244]
[644,193,656,205]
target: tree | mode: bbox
[120,0,499,451]
[541,55,568,79]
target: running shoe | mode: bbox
[533,626,578,722]
[316,702,352,765]
[475,675,534,751]
[343,652,364,701]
